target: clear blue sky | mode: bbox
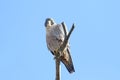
[0,0,120,80]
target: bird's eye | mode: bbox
[51,21,54,25]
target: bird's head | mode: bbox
[44,18,55,27]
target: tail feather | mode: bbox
[62,60,75,73]
[61,48,75,73]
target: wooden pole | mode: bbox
[55,59,60,80]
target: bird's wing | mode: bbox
[53,24,75,73]
[60,45,75,73]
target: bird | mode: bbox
[45,18,75,73]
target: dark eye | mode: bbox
[51,21,54,25]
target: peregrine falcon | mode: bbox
[45,18,75,73]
